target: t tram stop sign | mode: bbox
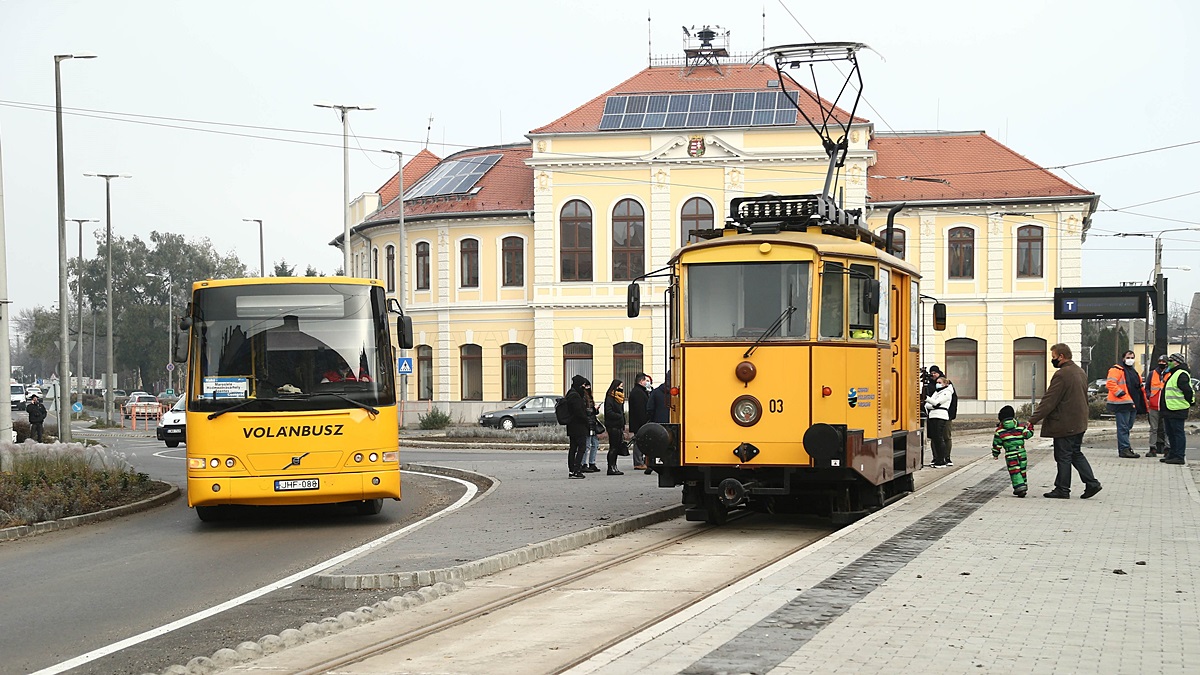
[1054,285,1156,320]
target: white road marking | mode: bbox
[152,448,186,459]
[32,470,478,675]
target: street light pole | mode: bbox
[382,149,407,404]
[55,52,96,441]
[68,218,97,396]
[85,172,129,425]
[242,219,264,276]
[0,124,11,443]
[147,272,172,394]
[1116,227,1200,369]
[314,102,374,275]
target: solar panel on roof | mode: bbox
[597,91,800,131]
[404,154,501,200]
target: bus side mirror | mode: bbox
[173,330,188,363]
[933,303,947,331]
[396,315,414,350]
[863,279,880,315]
[627,283,641,318]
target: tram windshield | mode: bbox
[187,282,395,413]
[686,262,811,340]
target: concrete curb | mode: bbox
[402,437,566,450]
[0,483,179,542]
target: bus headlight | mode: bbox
[369,453,378,462]
[354,453,364,463]
[383,451,399,463]
[731,395,762,427]
[210,458,219,468]
[225,458,235,468]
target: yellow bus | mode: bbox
[630,195,945,525]
[175,277,413,522]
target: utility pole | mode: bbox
[69,218,97,398]
[314,102,374,275]
[382,150,408,407]
[0,125,11,443]
[85,172,130,425]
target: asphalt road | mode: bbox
[0,433,467,675]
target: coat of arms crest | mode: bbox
[687,136,705,158]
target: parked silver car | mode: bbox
[479,395,563,430]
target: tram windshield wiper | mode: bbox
[743,305,797,358]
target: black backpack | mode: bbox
[948,390,959,420]
[554,396,570,425]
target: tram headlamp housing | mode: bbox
[731,395,762,427]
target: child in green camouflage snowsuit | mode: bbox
[993,405,1032,497]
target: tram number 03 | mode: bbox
[768,399,785,413]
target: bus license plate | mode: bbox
[274,478,319,491]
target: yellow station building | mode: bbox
[337,51,1097,421]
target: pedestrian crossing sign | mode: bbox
[397,357,413,375]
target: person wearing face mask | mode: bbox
[1106,349,1147,458]
[1158,353,1194,465]
[924,376,954,467]
[627,373,651,470]
[1029,343,1102,499]
[1144,355,1170,458]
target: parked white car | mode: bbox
[10,381,25,411]
[156,397,186,447]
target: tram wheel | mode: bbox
[703,495,729,525]
[355,498,384,515]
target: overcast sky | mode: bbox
[2,0,1199,320]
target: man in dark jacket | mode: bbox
[26,394,48,442]
[1029,343,1102,499]
[563,375,592,479]
[1158,353,1194,465]
[627,373,651,470]
[644,372,672,474]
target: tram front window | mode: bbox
[686,262,811,340]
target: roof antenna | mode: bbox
[424,114,433,149]
[762,5,766,51]
[647,11,652,66]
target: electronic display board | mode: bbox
[1054,286,1153,320]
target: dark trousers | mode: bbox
[568,433,588,474]
[605,426,623,469]
[1053,433,1099,493]
[928,418,947,465]
[1164,416,1187,460]
[30,422,44,442]
[944,419,954,460]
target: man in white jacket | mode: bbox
[924,376,956,467]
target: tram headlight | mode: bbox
[731,395,762,427]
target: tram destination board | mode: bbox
[1054,285,1152,320]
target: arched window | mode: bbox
[945,337,978,399]
[560,200,593,281]
[1017,225,1043,278]
[613,342,643,389]
[501,343,528,400]
[563,342,593,392]
[1014,337,1047,399]
[460,344,482,400]
[502,236,524,287]
[385,245,396,292]
[460,238,479,288]
[415,242,430,290]
[681,197,715,243]
[417,345,433,400]
[948,227,974,279]
[372,247,379,280]
[612,199,645,281]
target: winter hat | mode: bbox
[998,405,1015,422]
[571,374,590,390]
[928,365,943,376]
[1169,353,1187,366]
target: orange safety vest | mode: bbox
[1147,369,1167,411]
[1106,364,1133,404]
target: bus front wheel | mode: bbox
[355,498,383,515]
[196,505,227,522]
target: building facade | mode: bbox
[340,56,1096,421]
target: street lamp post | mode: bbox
[1116,227,1200,368]
[0,123,11,443]
[55,51,96,441]
[147,272,172,394]
[84,172,130,425]
[381,149,407,404]
[314,102,374,275]
[68,218,97,397]
[242,219,264,276]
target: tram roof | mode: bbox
[670,229,918,276]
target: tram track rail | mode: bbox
[289,511,836,675]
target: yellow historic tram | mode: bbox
[629,194,945,524]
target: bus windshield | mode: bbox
[686,262,811,340]
[187,283,395,413]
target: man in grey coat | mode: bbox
[1028,343,1102,499]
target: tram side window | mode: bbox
[848,263,876,339]
[819,263,845,339]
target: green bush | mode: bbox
[418,408,453,430]
[1089,400,1107,420]
[0,443,158,527]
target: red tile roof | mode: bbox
[868,132,1094,203]
[364,144,533,224]
[530,63,867,134]
[376,148,441,205]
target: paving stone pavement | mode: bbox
[576,427,1200,674]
